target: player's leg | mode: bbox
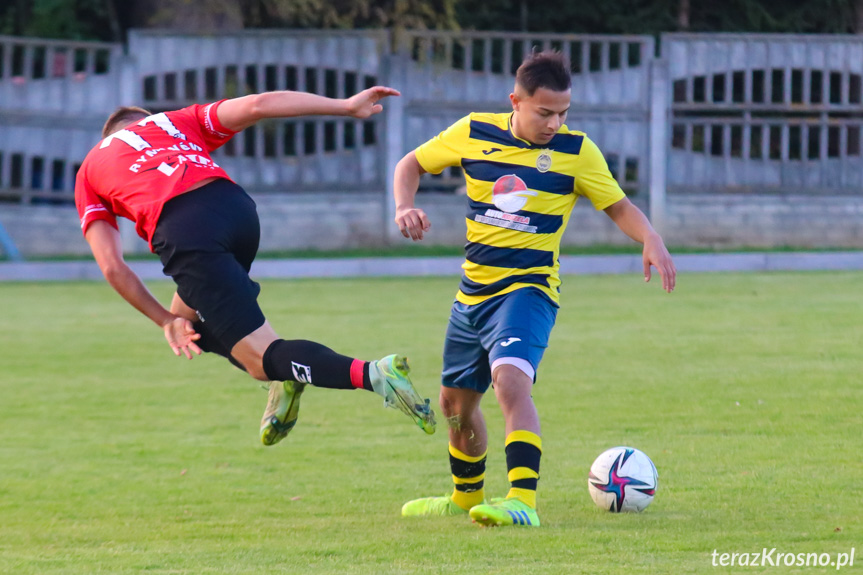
[153,180,435,445]
[492,363,543,520]
[468,288,557,527]
[442,385,488,511]
[230,322,305,446]
[229,326,436,444]
[179,267,436,445]
[493,364,540,436]
[170,291,196,321]
[442,386,487,461]
[401,386,487,517]
[170,291,247,371]
[468,364,542,527]
[402,303,490,517]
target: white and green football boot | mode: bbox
[369,354,436,434]
[260,380,306,446]
[469,498,540,527]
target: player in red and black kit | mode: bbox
[75,87,436,445]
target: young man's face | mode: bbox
[509,86,571,146]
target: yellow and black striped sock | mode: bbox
[449,443,487,511]
[505,430,542,509]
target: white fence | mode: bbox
[391,31,654,195]
[128,30,389,191]
[665,33,863,193]
[0,35,123,205]
[2,30,863,207]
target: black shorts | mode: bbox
[152,179,266,352]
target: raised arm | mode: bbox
[215,86,400,132]
[603,197,676,293]
[393,151,431,241]
[84,220,202,359]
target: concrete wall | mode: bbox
[3,192,863,259]
[0,203,93,257]
[662,194,863,249]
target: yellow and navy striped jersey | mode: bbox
[415,112,626,305]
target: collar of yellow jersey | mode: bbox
[507,112,564,149]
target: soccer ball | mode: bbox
[588,446,658,512]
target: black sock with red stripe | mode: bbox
[262,339,372,390]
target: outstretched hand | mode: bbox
[345,86,401,119]
[643,234,676,293]
[163,316,202,360]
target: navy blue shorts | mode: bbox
[441,287,558,393]
[151,179,266,352]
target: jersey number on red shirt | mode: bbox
[100,113,206,175]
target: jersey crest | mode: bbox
[536,149,552,173]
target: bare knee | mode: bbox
[440,388,485,428]
[231,322,279,382]
[440,390,479,416]
[244,359,269,381]
[494,381,528,408]
[492,365,533,405]
[229,347,268,381]
[232,339,271,381]
[439,391,459,419]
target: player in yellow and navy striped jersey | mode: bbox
[396,50,676,528]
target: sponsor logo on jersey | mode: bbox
[500,337,522,347]
[492,174,537,213]
[475,208,537,233]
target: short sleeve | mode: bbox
[193,100,238,152]
[75,166,117,236]
[574,137,626,210]
[415,116,472,175]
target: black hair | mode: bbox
[515,50,571,96]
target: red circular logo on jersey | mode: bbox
[492,174,528,197]
[491,174,535,213]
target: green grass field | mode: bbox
[1,272,861,574]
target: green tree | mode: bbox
[455,0,863,34]
[240,0,457,30]
[127,0,245,34]
[0,0,118,41]
[687,0,857,33]
[455,0,678,35]
[4,0,863,41]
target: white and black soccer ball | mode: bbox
[588,446,658,512]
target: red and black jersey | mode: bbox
[75,100,237,250]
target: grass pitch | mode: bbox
[0,272,860,574]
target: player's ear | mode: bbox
[509,92,520,111]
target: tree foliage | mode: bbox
[2,0,862,41]
[239,0,458,30]
[0,0,118,40]
[456,0,863,35]
[685,0,859,33]
[454,0,678,35]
